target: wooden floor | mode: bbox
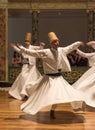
[0,90,95,130]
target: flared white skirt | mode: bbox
[72,66,95,107]
[9,64,41,100]
[21,75,84,115]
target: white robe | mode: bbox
[19,41,84,115]
[71,49,95,108]
[9,45,42,100]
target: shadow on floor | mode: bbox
[19,111,85,124]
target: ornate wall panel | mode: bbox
[8,67,21,83]
[32,10,39,45]
[0,9,7,81]
[87,10,94,41]
[9,66,88,84]
[84,10,95,53]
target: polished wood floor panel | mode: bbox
[0,91,95,130]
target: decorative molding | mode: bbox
[8,0,95,3]
[5,2,95,10]
[0,1,93,10]
[87,2,95,10]
[0,0,8,8]
[8,0,45,2]
[0,0,8,3]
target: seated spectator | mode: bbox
[67,53,76,66]
[12,51,22,67]
[75,53,88,66]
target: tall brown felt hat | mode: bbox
[25,32,32,42]
[48,32,59,43]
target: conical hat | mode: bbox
[25,32,32,42]
[48,32,59,43]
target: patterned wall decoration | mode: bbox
[62,66,89,84]
[8,67,21,83]
[31,10,39,45]
[0,9,7,81]
[87,10,94,41]
[9,66,88,84]
[86,10,95,52]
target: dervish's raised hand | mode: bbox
[74,47,78,51]
[40,42,45,48]
[17,43,23,49]
[79,41,84,46]
[87,41,95,46]
[74,41,84,51]
[10,43,16,48]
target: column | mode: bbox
[87,10,94,41]
[85,10,95,52]
[31,10,40,45]
[0,6,8,81]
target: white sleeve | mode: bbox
[63,41,81,54]
[77,49,95,58]
[91,44,95,50]
[20,46,47,58]
[13,46,21,53]
[32,46,41,50]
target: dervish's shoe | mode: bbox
[50,110,56,119]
